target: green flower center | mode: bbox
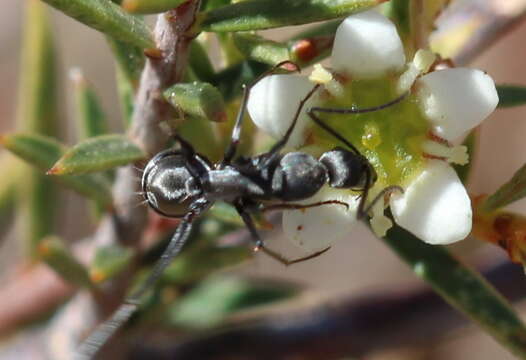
[308,75,430,188]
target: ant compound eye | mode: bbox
[142,152,200,218]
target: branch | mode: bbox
[130,0,200,155]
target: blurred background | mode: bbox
[2,0,526,359]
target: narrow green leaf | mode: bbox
[116,65,136,128]
[202,0,231,11]
[165,82,227,123]
[48,134,146,175]
[71,69,108,139]
[290,19,341,39]
[208,202,244,226]
[0,133,112,206]
[90,244,134,284]
[217,32,245,66]
[17,0,59,256]
[18,0,58,136]
[497,85,526,108]
[106,35,144,127]
[201,0,381,32]
[213,60,269,102]
[106,37,145,87]
[233,33,290,66]
[122,0,186,14]
[483,163,526,212]
[39,236,93,288]
[164,246,251,285]
[41,0,154,49]
[189,40,216,83]
[212,21,342,102]
[178,116,223,162]
[381,0,410,39]
[21,173,58,257]
[0,155,23,231]
[70,69,115,219]
[168,276,299,328]
[383,225,526,359]
[233,32,335,68]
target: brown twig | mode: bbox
[130,1,200,156]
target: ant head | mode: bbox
[142,150,203,218]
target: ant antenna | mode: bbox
[77,212,198,359]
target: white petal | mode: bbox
[417,68,499,141]
[282,187,359,252]
[390,161,472,245]
[247,74,316,148]
[331,10,405,79]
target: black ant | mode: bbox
[77,61,406,358]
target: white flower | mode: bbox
[247,10,499,247]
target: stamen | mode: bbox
[309,64,344,98]
[422,140,469,165]
[397,49,436,94]
[367,189,393,237]
[370,196,393,237]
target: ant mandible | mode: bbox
[77,60,406,359]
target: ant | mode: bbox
[77,61,406,359]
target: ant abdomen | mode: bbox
[320,147,372,189]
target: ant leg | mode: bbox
[222,61,302,165]
[234,202,330,266]
[261,200,349,213]
[311,91,409,115]
[265,84,321,156]
[307,92,410,155]
[76,212,197,359]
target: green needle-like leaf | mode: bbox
[0,154,23,231]
[48,134,146,175]
[17,0,59,256]
[106,37,145,87]
[18,1,58,136]
[189,40,216,83]
[232,32,336,68]
[39,236,94,288]
[233,33,290,66]
[497,85,526,108]
[122,0,187,14]
[483,163,526,212]
[41,0,154,49]
[0,133,112,207]
[383,225,526,359]
[90,244,134,284]
[201,0,381,32]
[165,82,227,123]
[164,246,251,285]
[106,38,144,127]
[71,69,108,140]
[168,276,299,328]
